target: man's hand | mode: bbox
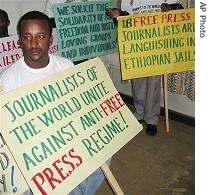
[161,3,184,12]
[105,8,121,19]
[161,3,172,12]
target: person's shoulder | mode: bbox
[49,54,74,67]
[0,58,23,79]
[0,58,24,93]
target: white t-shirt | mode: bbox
[0,54,74,93]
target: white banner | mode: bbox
[121,0,179,14]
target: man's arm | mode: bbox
[161,2,184,12]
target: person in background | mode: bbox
[0,9,10,38]
[105,8,129,25]
[106,6,160,136]
[106,0,183,136]
[0,10,106,195]
[0,9,10,148]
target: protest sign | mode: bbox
[0,28,59,194]
[0,57,142,195]
[121,0,164,14]
[53,0,118,61]
[0,144,28,194]
[118,8,195,80]
[0,29,58,73]
[0,35,21,73]
[49,28,59,55]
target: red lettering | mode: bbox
[100,102,108,116]
[162,12,192,23]
[7,42,11,51]
[167,14,173,22]
[3,54,21,66]
[133,15,158,27]
[110,96,120,110]
[52,159,69,180]
[0,40,19,53]
[31,148,83,194]
[186,12,191,20]
[49,45,58,54]
[69,148,83,167]
[133,17,138,27]
[115,94,125,108]
[140,16,147,26]
[100,93,125,116]
[61,153,75,175]
[31,173,47,195]
[106,99,117,112]
[162,13,168,23]
[42,168,62,190]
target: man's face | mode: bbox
[18,19,52,68]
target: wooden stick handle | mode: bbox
[100,163,124,195]
[0,85,3,92]
[163,74,170,133]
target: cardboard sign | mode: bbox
[0,143,28,194]
[53,0,118,61]
[0,35,21,72]
[0,29,58,73]
[1,57,142,195]
[118,8,195,80]
[121,0,180,14]
[121,0,163,14]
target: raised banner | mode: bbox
[0,29,58,73]
[121,0,164,14]
[53,1,118,61]
[118,8,195,80]
[0,57,142,195]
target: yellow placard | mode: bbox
[118,8,195,80]
[1,57,142,195]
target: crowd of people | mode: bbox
[0,0,186,194]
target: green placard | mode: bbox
[53,0,117,61]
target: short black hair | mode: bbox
[17,11,52,36]
[0,9,9,22]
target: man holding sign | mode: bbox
[106,0,185,136]
[0,10,107,195]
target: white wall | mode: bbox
[1,0,46,35]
